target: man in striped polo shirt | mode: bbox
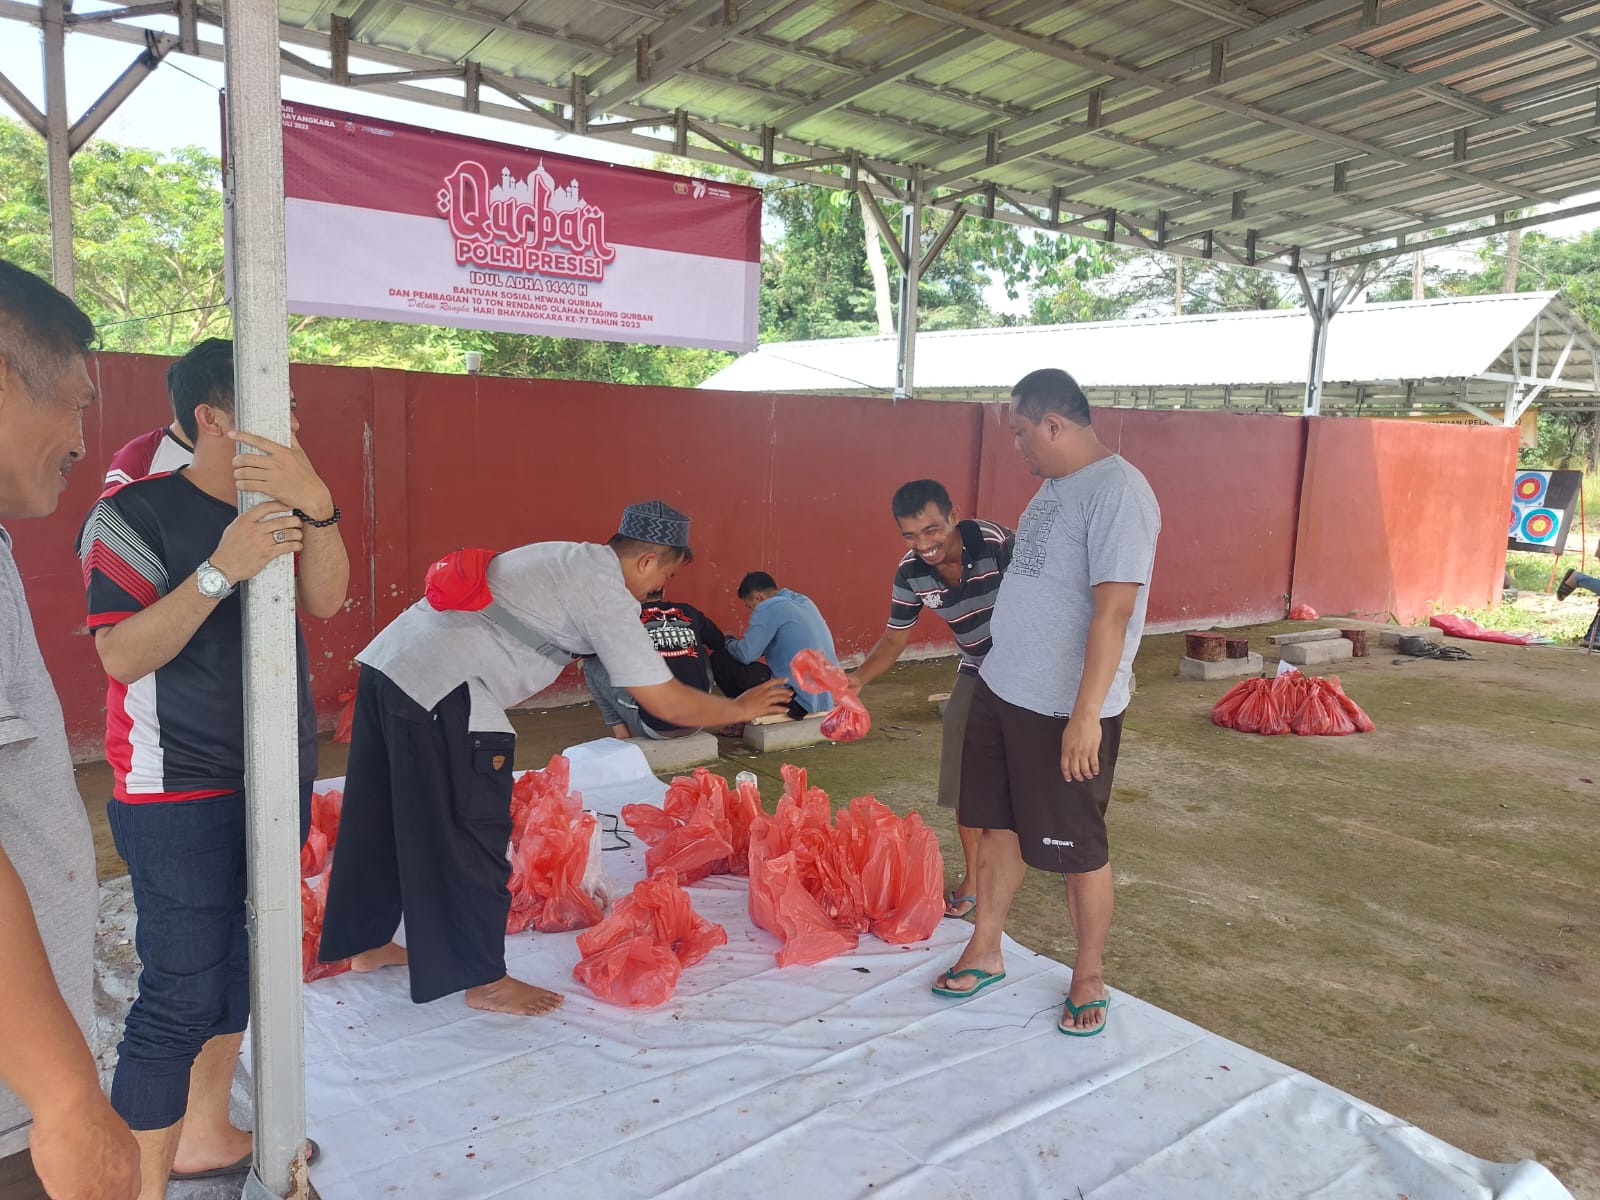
[850,480,1013,919]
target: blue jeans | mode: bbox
[107,783,311,1130]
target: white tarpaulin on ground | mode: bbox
[253,751,1568,1200]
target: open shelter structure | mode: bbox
[702,289,1600,424]
[6,2,1600,1196]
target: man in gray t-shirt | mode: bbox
[0,261,139,1199]
[933,368,1160,1042]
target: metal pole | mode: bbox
[1301,269,1332,417]
[41,0,73,294]
[221,5,307,1198]
[893,168,922,401]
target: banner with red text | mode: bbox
[275,102,761,351]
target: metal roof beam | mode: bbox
[776,28,975,129]
[0,65,46,134]
[914,0,1436,180]
[916,2,1593,210]
[582,0,726,98]
[1158,104,1600,243]
[590,0,804,111]
[1331,195,1600,266]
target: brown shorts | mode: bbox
[958,676,1124,873]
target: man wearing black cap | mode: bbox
[319,501,791,1016]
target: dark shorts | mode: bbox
[958,676,1124,873]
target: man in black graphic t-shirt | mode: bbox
[585,589,772,738]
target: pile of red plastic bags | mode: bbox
[1211,671,1375,736]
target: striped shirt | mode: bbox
[888,518,1014,673]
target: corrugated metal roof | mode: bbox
[34,1,1600,273]
[700,291,1600,404]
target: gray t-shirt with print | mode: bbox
[0,526,99,1156]
[980,455,1161,719]
[358,542,672,732]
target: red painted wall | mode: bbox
[976,405,1307,629]
[6,353,1515,760]
[1291,416,1519,622]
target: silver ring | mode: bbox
[272,529,288,544]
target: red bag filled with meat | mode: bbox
[872,814,946,945]
[301,875,349,983]
[572,934,682,1008]
[789,648,871,742]
[311,788,342,853]
[332,691,355,744]
[764,850,858,967]
[299,826,328,879]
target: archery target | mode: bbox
[1519,508,1558,543]
[1508,469,1582,555]
[1513,472,1547,503]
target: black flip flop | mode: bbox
[169,1138,320,1182]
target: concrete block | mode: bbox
[1278,637,1354,666]
[1179,652,1263,681]
[743,714,831,753]
[1317,619,1442,648]
[634,731,720,774]
[1267,629,1342,646]
[930,691,952,717]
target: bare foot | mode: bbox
[350,942,408,973]
[171,1122,252,1176]
[1061,972,1108,1033]
[465,975,564,1016]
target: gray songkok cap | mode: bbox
[618,499,690,548]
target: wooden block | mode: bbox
[927,692,952,704]
[748,714,794,726]
[1267,629,1342,646]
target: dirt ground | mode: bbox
[74,626,1600,1196]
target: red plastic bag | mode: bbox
[301,875,349,983]
[311,788,342,854]
[747,782,942,965]
[622,767,758,882]
[1288,603,1319,620]
[762,851,858,967]
[299,825,329,879]
[332,691,355,744]
[1428,614,1535,644]
[789,648,871,742]
[1234,678,1289,735]
[871,813,946,945]
[1210,678,1258,728]
[510,756,577,848]
[572,934,682,1008]
[506,775,602,934]
[573,870,727,1006]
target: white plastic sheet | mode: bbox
[288,764,1571,1200]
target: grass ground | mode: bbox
[72,625,1600,1197]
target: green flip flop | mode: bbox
[931,966,1006,998]
[1058,994,1110,1037]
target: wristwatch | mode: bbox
[195,559,236,600]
